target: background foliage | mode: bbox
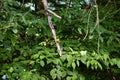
[0,0,120,80]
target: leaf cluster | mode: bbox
[0,0,120,80]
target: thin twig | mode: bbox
[47,9,62,19]
[99,11,110,22]
[109,8,120,16]
[90,5,99,34]
[94,0,100,54]
[90,0,120,54]
[83,8,93,40]
[42,0,62,56]
[99,8,120,22]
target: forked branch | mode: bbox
[42,0,62,56]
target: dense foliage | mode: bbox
[0,0,120,80]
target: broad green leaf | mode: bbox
[111,58,117,65]
[62,71,67,78]
[67,61,72,67]
[78,27,82,34]
[20,72,32,80]
[29,61,35,65]
[50,69,57,79]
[60,55,67,62]
[117,59,120,68]
[31,54,39,59]
[47,59,53,64]
[97,62,102,70]
[12,28,18,33]
[53,59,60,64]
[80,56,87,64]
[32,73,41,80]
[86,61,90,68]
[40,77,46,80]
[71,74,77,80]
[11,35,18,46]
[56,70,62,79]
[72,62,76,69]
[40,60,45,67]
[79,74,85,80]
[80,50,87,56]
[8,67,13,73]
[40,55,45,59]
[67,55,73,62]
[76,60,80,67]
[66,76,72,80]
[89,35,94,39]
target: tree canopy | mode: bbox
[0,0,120,80]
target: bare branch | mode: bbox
[42,0,62,56]
[47,9,62,19]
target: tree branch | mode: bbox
[47,9,62,19]
[42,0,62,56]
[94,0,100,54]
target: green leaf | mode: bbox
[111,58,117,65]
[66,55,73,67]
[117,59,120,68]
[40,77,46,80]
[40,60,45,67]
[98,62,102,70]
[62,71,67,78]
[20,72,32,80]
[50,69,57,79]
[60,55,67,62]
[86,61,90,68]
[12,28,18,33]
[79,74,85,80]
[78,27,82,34]
[80,56,87,64]
[26,28,36,35]
[40,55,45,59]
[56,70,62,79]
[66,76,72,80]
[71,74,77,80]
[80,50,87,56]
[32,73,41,80]
[31,54,39,59]
[67,61,72,67]
[29,61,35,65]
[8,67,14,73]
[11,35,18,46]
[53,59,61,64]
[76,60,80,67]
[72,62,76,69]
[67,55,73,62]
[47,59,53,64]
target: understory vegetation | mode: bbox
[0,0,120,80]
